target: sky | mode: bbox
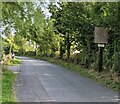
[40,1,52,19]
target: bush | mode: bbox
[4,54,12,65]
[25,51,35,56]
[112,52,120,73]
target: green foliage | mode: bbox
[49,2,120,72]
[4,46,10,55]
[112,52,120,73]
[1,1,119,93]
[2,2,119,74]
[10,58,22,66]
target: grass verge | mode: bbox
[0,65,2,104]
[35,56,119,91]
[1,57,21,103]
[9,57,22,66]
[2,66,17,104]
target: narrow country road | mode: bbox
[9,56,118,103]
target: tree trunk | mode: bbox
[66,33,71,62]
[98,47,104,72]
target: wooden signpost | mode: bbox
[94,27,108,72]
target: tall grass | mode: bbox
[2,66,16,103]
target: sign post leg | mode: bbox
[98,47,104,72]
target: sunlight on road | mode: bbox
[43,74,50,76]
[22,59,35,62]
[32,63,51,66]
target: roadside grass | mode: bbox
[0,65,2,104]
[3,56,22,66]
[9,57,22,66]
[35,56,119,91]
[1,57,21,104]
[2,66,17,104]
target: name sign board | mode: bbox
[98,44,105,47]
[94,27,108,44]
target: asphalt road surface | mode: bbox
[9,56,119,103]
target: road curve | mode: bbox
[9,56,118,103]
